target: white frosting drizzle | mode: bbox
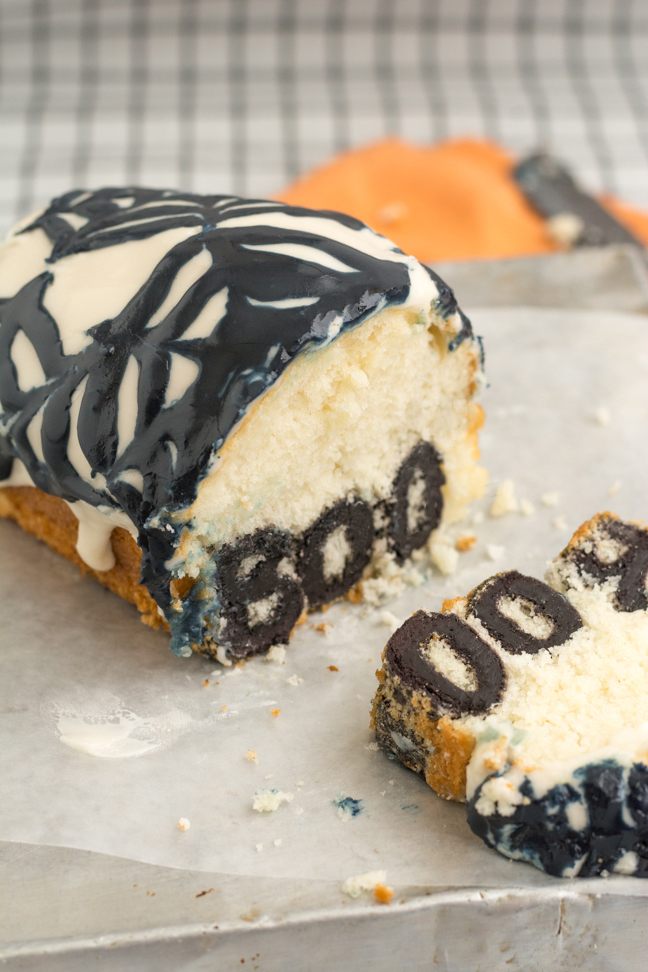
[177,285,228,340]
[164,352,200,407]
[115,355,140,458]
[241,242,357,274]
[145,246,213,329]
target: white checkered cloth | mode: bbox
[2,0,648,236]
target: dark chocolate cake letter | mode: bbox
[214,528,305,656]
[385,610,506,716]
[568,517,648,612]
[298,498,374,607]
[389,441,445,562]
[468,571,582,655]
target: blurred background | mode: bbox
[2,0,648,247]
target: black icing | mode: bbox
[389,440,445,563]
[468,760,648,878]
[385,610,506,716]
[468,570,583,655]
[212,527,305,658]
[298,497,374,607]
[567,516,648,612]
[0,187,420,526]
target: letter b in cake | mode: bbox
[0,188,486,659]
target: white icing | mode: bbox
[177,286,228,341]
[242,242,357,274]
[42,226,201,356]
[0,226,53,298]
[116,354,140,458]
[247,295,320,309]
[10,329,47,391]
[59,212,88,231]
[164,352,200,407]
[145,247,213,329]
[67,377,103,486]
[64,499,137,571]
[117,468,144,493]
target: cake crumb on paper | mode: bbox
[316,622,333,634]
[273,839,282,847]
[266,645,286,664]
[246,749,258,764]
[287,674,303,686]
[553,515,567,531]
[520,499,535,516]
[265,774,274,779]
[455,533,476,552]
[255,843,263,853]
[215,644,231,667]
[429,538,458,576]
[486,544,505,562]
[341,870,388,898]
[379,610,401,633]
[327,665,339,672]
[610,480,621,496]
[374,883,394,905]
[490,480,518,517]
[177,817,191,831]
[541,491,560,507]
[252,789,294,813]
[595,406,611,427]
[365,741,380,752]
[271,708,281,718]
[472,510,485,525]
[295,781,304,787]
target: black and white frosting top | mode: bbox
[0,187,471,562]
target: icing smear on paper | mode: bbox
[48,696,194,758]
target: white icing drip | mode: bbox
[242,242,357,274]
[220,201,283,212]
[67,377,98,484]
[42,226,201,356]
[116,355,140,458]
[113,196,135,209]
[178,286,228,341]
[164,352,200,407]
[166,440,178,469]
[0,227,52,298]
[26,404,46,463]
[64,499,136,571]
[131,199,201,211]
[247,295,320,309]
[145,248,213,329]
[11,329,46,391]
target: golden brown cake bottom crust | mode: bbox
[0,485,166,631]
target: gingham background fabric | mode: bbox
[2,0,648,236]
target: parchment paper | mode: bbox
[2,308,648,889]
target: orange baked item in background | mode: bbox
[278,137,648,263]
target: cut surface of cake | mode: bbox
[371,513,648,878]
[0,188,485,659]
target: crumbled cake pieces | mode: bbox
[371,513,648,877]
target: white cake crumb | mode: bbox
[609,480,621,496]
[255,843,263,853]
[295,781,304,787]
[400,565,425,587]
[246,749,259,763]
[472,510,485,526]
[486,544,505,562]
[594,406,611,426]
[215,644,231,667]
[429,539,459,576]
[287,674,303,686]
[379,610,402,633]
[490,480,519,517]
[365,741,380,751]
[341,870,387,898]
[266,644,286,664]
[553,515,567,531]
[520,499,535,516]
[265,774,274,779]
[252,789,294,812]
[177,817,191,831]
[273,838,282,847]
[541,491,560,507]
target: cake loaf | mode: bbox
[372,513,648,878]
[0,188,485,659]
